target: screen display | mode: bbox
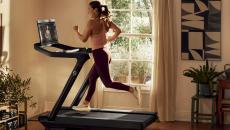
[37,19,58,46]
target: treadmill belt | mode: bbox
[59,110,153,122]
[62,111,127,120]
[39,109,158,130]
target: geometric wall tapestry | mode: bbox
[181,0,221,60]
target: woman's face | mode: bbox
[88,6,94,15]
[88,5,99,18]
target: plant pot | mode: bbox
[199,83,212,96]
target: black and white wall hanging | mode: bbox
[181,0,221,60]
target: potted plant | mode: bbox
[0,65,36,108]
[183,60,224,96]
[111,61,128,83]
[131,62,151,84]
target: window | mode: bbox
[103,0,153,89]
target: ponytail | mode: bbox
[101,5,110,18]
[89,1,110,18]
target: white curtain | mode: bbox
[149,0,178,121]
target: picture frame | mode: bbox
[181,0,221,61]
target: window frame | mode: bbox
[101,0,154,91]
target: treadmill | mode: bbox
[34,19,158,130]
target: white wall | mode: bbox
[175,0,230,123]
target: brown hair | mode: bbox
[89,1,110,18]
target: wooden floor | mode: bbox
[16,121,230,130]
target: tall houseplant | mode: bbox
[0,65,36,107]
[183,61,224,96]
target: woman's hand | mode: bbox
[73,22,91,43]
[73,25,79,32]
[106,22,121,42]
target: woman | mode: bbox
[73,1,141,110]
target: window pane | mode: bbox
[132,11,152,34]
[112,11,131,33]
[132,0,152,9]
[131,61,152,85]
[131,37,153,60]
[106,0,131,9]
[110,61,129,83]
[110,37,129,59]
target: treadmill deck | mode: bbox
[39,109,158,130]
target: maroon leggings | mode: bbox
[85,48,130,101]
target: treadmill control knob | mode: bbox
[72,71,77,76]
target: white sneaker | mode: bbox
[132,87,142,105]
[72,104,91,112]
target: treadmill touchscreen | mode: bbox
[37,19,58,46]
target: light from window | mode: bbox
[105,0,153,89]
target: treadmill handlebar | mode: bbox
[34,43,92,58]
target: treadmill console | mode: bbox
[34,43,91,58]
[37,19,58,46]
[35,19,91,58]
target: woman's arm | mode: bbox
[73,20,92,42]
[107,21,121,42]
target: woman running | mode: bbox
[73,0,141,110]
